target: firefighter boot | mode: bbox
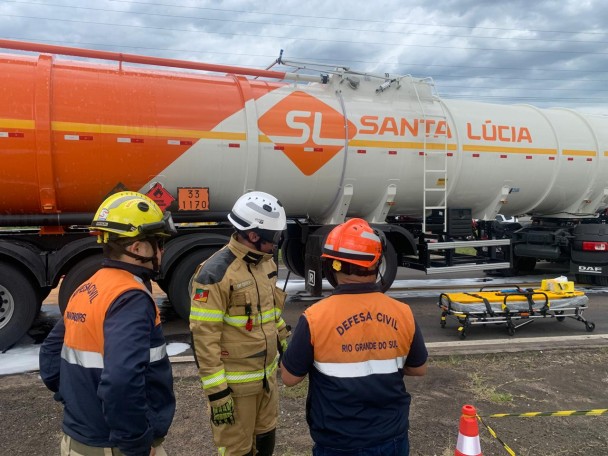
[255,429,276,456]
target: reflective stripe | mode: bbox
[191,307,280,326]
[150,344,167,363]
[276,317,286,329]
[456,433,482,455]
[260,309,277,324]
[62,344,168,368]
[218,448,226,456]
[313,357,406,378]
[190,306,223,322]
[223,309,278,327]
[225,355,279,383]
[201,369,227,389]
[223,314,249,326]
[61,345,104,369]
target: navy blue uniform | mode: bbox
[40,260,175,456]
[282,283,427,450]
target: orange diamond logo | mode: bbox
[258,91,357,175]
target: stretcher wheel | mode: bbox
[507,324,515,336]
[457,326,467,339]
[585,322,596,332]
[555,311,565,322]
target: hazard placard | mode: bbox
[178,187,209,211]
[146,182,175,210]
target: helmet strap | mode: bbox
[338,261,378,277]
[239,230,268,253]
[108,239,160,272]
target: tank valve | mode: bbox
[376,79,395,93]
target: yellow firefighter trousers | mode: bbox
[60,434,167,456]
[211,377,278,456]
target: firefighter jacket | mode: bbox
[39,260,175,456]
[281,282,428,449]
[189,234,289,399]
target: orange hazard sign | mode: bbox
[178,187,209,211]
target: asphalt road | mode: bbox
[37,261,608,357]
[156,262,608,357]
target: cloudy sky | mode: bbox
[1,0,607,113]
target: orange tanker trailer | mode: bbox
[1,39,607,349]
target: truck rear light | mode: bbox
[582,241,608,251]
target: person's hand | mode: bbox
[280,338,288,353]
[210,394,235,426]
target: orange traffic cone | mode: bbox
[455,404,482,456]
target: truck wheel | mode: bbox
[0,263,39,351]
[281,240,305,278]
[167,248,216,321]
[58,255,104,314]
[37,287,52,304]
[378,241,398,292]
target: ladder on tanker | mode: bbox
[410,77,449,234]
[407,77,512,274]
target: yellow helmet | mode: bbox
[90,191,176,243]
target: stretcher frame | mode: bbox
[438,285,596,339]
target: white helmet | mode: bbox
[228,191,287,233]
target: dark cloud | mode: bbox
[0,0,606,112]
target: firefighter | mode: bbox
[189,191,289,456]
[39,191,176,456]
[280,218,428,456]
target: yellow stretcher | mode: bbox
[438,284,595,339]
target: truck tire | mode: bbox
[58,254,104,314]
[37,287,52,304]
[167,248,216,321]
[0,262,39,351]
[378,241,398,291]
[281,240,305,278]
[322,241,398,292]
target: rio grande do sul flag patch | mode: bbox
[193,288,209,302]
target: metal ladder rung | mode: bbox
[413,76,449,234]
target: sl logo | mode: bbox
[258,91,357,175]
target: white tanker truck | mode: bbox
[1,39,607,350]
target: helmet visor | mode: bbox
[139,211,177,237]
[256,228,284,246]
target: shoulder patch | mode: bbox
[193,288,209,302]
[194,248,236,285]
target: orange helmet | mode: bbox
[321,218,383,268]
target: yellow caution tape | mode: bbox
[486,409,608,418]
[476,414,516,456]
[476,408,608,455]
